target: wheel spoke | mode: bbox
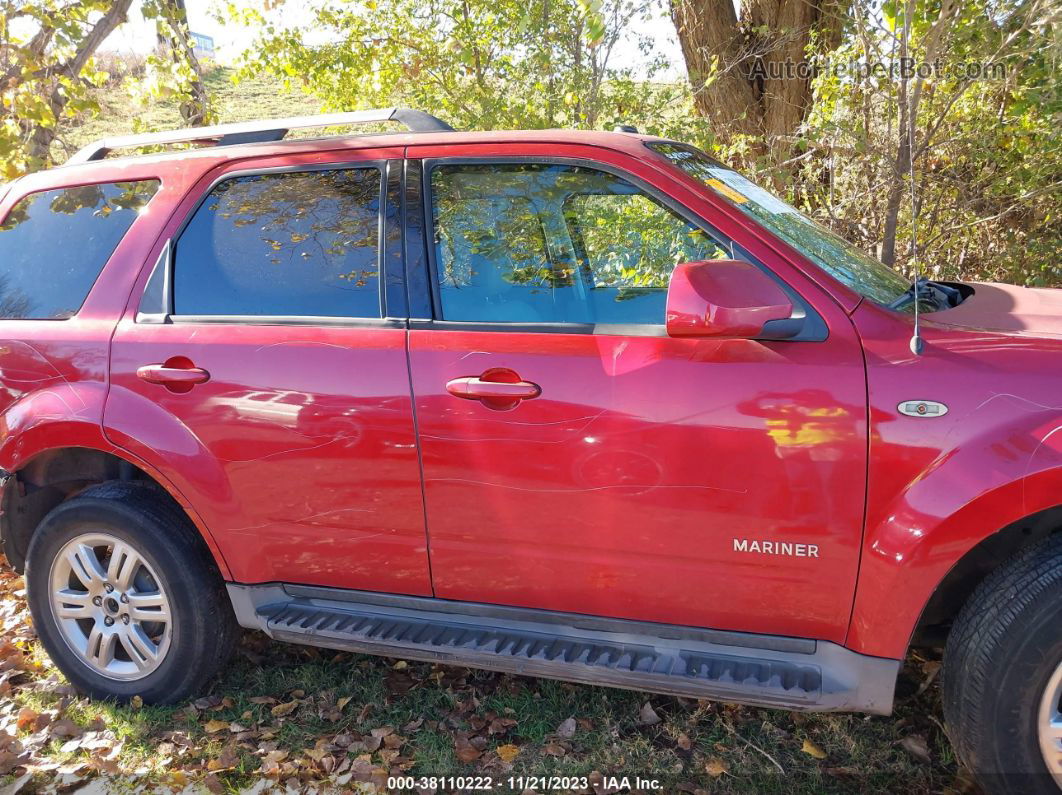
[126,592,169,623]
[53,589,94,620]
[86,625,117,669]
[106,541,141,591]
[66,543,106,589]
[119,625,159,669]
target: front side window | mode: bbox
[430,164,729,325]
[174,168,382,317]
[0,180,159,319]
[648,142,911,306]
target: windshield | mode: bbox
[648,142,911,307]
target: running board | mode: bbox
[227,585,899,714]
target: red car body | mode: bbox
[1,128,1060,667]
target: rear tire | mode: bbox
[944,534,1062,794]
[25,481,237,704]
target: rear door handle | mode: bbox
[136,362,210,386]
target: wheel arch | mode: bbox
[849,463,1062,658]
[911,503,1062,647]
[0,443,231,579]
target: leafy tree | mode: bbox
[226,0,677,131]
[0,0,133,177]
[0,0,208,177]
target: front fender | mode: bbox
[849,401,1062,658]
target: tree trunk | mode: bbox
[671,0,849,152]
[157,0,209,126]
[24,0,134,163]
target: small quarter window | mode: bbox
[0,180,159,319]
[173,168,383,318]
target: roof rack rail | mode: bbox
[66,107,455,165]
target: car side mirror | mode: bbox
[666,259,795,339]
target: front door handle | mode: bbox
[446,368,541,409]
[446,377,541,401]
[136,357,210,393]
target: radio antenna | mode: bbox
[902,0,923,355]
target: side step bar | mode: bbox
[228,585,900,714]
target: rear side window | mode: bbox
[173,168,383,318]
[0,180,159,319]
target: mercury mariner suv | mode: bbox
[0,109,1058,793]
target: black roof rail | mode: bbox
[66,107,455,164]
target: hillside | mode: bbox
[57,66,325,159]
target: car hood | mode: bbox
[927,281,1062,337]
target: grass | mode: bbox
[0,555,967,794]
[55,66,325,158]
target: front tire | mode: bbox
[25,482,236,704]
[944,534,1062,794]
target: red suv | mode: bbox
[0,109,1059,794]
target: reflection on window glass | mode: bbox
[0,180,159,319]
[648,142,911,306]
[174,168,382,317]
[431,164,728,324]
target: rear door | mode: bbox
[106,151,432,594]
[404,144,868,643]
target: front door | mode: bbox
[107,152,432,595]
[406,149,868,642]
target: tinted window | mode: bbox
[431,164,728,324]
[174,168,382,317]
[649,142,911,306]
[0,180,159,319]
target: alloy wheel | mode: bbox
[47,532,171,680]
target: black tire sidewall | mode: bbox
[982,590,1062,793]
[26,492,221,703]
[945,536,1062,795]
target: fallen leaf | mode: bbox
[677,732,692,751]
[336,696,352,711]
[49,719,81,738]
[900,735,931,763]
[555,717,577,739]
[454,735,482,763]
[249,696,277,705]
[542,743,566,757]
[204,720,230,734]
[802,739,828,759]
[129,695,143,710]
[15,708,38,732]
[495,743,520,763]
[270,700,299,718]
[705,758,728,777]
[638,702,661,726]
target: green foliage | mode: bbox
[228,0,678,132]
[0,0,207,177]
[794,0,1061,285]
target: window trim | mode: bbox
[416,156,826,340]
[139,160,398,326]
[0,178,161,322]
